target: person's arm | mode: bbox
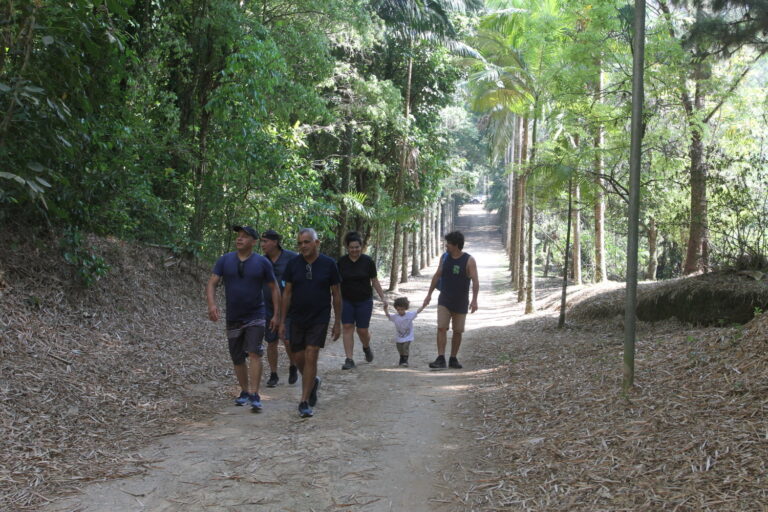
[371,277,387,307]
[279,282,292,339]
[330,283,342,340]
[206,274,222,322]
[467,256,479,313]
[415,303,427,315]
[422,258,444,308]
[382,301,393,320]
[266,280,281,331]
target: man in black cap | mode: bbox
[260,229,299,387]
[206,226,280,412]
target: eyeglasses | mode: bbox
[305,263,312,280]
[238,260,245,278]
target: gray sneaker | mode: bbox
[363,346,374,362]
[341,358,356,370]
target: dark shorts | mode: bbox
[226,323,265,365]
[290,323,328,352]
[265,317,291,343]
[341,298,374,328]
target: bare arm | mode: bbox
[331,284,342,340]
[467,256,479,313]
[266,280,281,331]
[422,259,444,308]
[279,282,293,339]
[371,277,387,307]
[382,302,393,320]
[206,274,222,322]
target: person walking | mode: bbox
[260,229,299,388]
[206,226,280,412]
[337,231,387,370]
[382,297,425,367]
[422,231,479,369]
[279,228,342,418]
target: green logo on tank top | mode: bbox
[452,264,460,275]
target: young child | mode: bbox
[383,297,425,367]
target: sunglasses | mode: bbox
[305,263,312,280]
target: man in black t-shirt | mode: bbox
[280,228,342,418]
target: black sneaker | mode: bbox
[250,393,263,412]
[266,373,279,387]
[298,401,313,418]
[309,377,321,407]
[429,356,447,369]
[363,346,374,362]
[341,358,356,370]
[288,365,299,385]
[449,357,463,369]
[399,355,409,367]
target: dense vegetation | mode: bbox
[2,0,766,292]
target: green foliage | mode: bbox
[59,228,110,287]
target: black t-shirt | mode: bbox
[284,253,342,326]
[337,254,377,302]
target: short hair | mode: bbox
[445,231,464,250]
[344,231,363,247]
[298,228,318,241]
[393,297,410,309]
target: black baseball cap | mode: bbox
[261,229,281,242]
[232,225,259,239]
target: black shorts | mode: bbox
[290,323,328,352]
[265,317,291,343]
[226,323,265,365]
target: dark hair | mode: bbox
[344,231,363,247]
[393,297,410,309]
[445,231,464,250]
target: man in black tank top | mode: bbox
[422,231,479,369]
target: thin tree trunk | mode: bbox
[683,87,708,274]
[388,221,401,291]
[338,120,354,255]
[647,217,658,280]
[400,230,409,283]
[517,194,526,303]
[525,201,536,314]
[543,238,551,278]
[593,63,607,283]
[558,177,574,328]
[411,226,420,276]
[571,181,582,285]
[512,116,528,290]
[420,213,427,269]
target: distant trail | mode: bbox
[46,205,513,512]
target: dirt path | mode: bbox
[45,205,511,512]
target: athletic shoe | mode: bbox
[429,355,447,369]
[363,346,374,362]
[266,373,279,388]
[449,357,463,369]
[288,365,299,385]
[341,358,356,370]
[250,393,263,412]
[309,377,321,407]
[298,401,313,418]
[399,355,409,367]
[235,390,250,406]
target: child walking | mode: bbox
[383,297,425,367]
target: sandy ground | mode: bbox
[45,205,507,512]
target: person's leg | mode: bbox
[357,327,371,349]
[436,306,451,356]
[233,363,248,391]
[247,352,263,395]
[300,346,320,402]
[342,323,356,359]
[450,331,463,357]
[267,340,278,374]
[437,328,448,355]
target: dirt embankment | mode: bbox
[0,232,226,510]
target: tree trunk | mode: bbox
[420,213,427,269]
[388,221,401,291]
[558,176,573,329]
[400,229,409,283]
[543,238,552,278]
[512,116,528,290]
[647,217,658,280]
[571,181,582,285]
[683,87,708,274]
[517,194,526,303]
[411,225,420,276]
[337,120,354,255]
[525,201,536,314]
[593,64,607,283]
